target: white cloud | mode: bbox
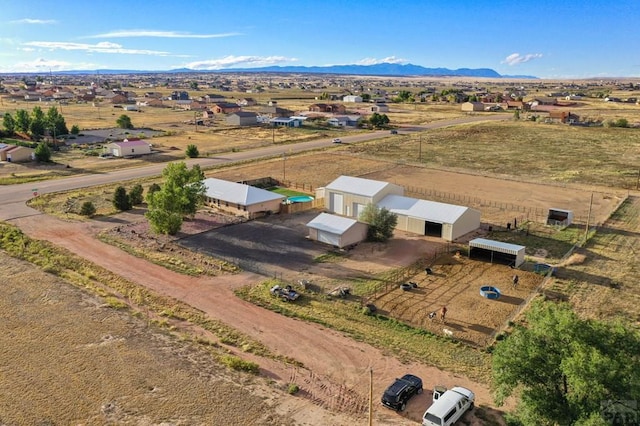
[0,58,97,73]
[182,55,297,70]
[10,18,57,24]
[355,56,407,65]
[86,30,241,39]
[23,41,170,56]
[503,53,543,66]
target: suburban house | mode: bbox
[106,139,151,157]
[0,144,34,163]
[269,117,303,127]
[237,97,257,106]
[170,91,189,101]
[461,101,485,112]
[201,94,226,103]
[226,112,258,126]
[376,195,481,241]
[308,103,347,114]
[203,177,285,219]
[548,110,578,123]
[212,102,242,114]
[343,95,363,103]
[306,213,368,248]
[258,105,294,118]
[322,175,404,218]
[370,104,389,113]
[327,115,362,127]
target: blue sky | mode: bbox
[1,0,639,79]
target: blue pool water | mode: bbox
[288,195,314,203]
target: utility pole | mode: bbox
[368,368,373,426]
[636,169,640,190]
[584,192,593,244]
[282,152,286,181]
[194,111,198,132]
[272,126,275,143]
[419,134,422,161]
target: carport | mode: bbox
[469,238,525,267]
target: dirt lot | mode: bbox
[0,252,301,425]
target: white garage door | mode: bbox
[353,203,365,219]
[317,230,340,247]
[330,193,344,214]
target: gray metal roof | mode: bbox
[306,212,358,235]
[469,238,525,255]
[325,175,396,198]
[377,194,473,224]
[203,178,285,206]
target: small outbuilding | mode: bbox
[0,144,34,162]
[203,177,285,219]
[377,195,481,241]
[324,175,404,218]
[461,101,485,112]
[306,213,368,248]
[343,95,363,103]
[547,208,574,226]
[106,139,151,157]
[226,111,258,126]
[469,238,526,268]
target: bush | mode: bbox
[185,144,199,158]
[79,201,96,217]
[287,383,300,395]
[220,355,259,374]
[113,186,132,211]
[129,184,144,205]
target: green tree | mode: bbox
[147,182,161,195]
[46,106,69,136]
[33,142,51,162]
[116,114,134,129]
[513,110,520,120]
[185,144,199,158]
[15,109,31,133]
[369,112,390,129]
[189,81,199,90]
[113,186,132,211]
[70,125,80,135]
[394,90,413,103]
[129,184,144,205]
[3,113,15,135]
[145,162,206,234]
[493,301,640,426]
[79,201,97,217]
[359,204,398,242]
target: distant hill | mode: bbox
[8,63,537,79]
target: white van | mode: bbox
[422,386,475,426]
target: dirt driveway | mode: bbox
[10,211,507,425]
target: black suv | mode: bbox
[381,374,423,411]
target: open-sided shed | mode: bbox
[306,213,368,248]
[547,208,574,226]
[469,238,525,267]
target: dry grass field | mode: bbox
[0,252,297,425]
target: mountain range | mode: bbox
[29,63,536,79]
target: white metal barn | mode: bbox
[324,176,404,219]
[376,194,481,241]
[306,213,368,248]
[468,238,526,267]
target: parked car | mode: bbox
[390,129,398,134]
[381,374,423,411]
[422,386,474,426]
[332,138,342,143]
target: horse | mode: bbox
[439,306,447,323]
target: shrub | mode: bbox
[220,355,259,374]
[185,144,199,158]
[129,184,144,205]
[287,383,300,395]
[113,186,132,211]
[79,201,96,217]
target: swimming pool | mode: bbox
[287,195,314,203]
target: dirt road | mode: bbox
[10,212,506,424]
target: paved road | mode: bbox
[0,114,509,221]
